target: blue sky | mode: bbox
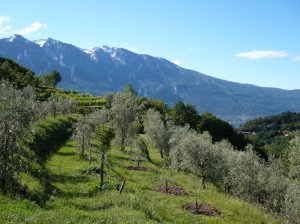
[1,0,300,89]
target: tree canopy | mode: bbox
[40,70,62,88]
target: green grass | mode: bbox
[0,137,284,223]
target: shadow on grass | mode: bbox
[55,151,77,157]
[63,142,75,148]
[50,173,90,184]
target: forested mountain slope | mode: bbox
[239,111,300,156]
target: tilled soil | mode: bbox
[183,203,222,216]
[157,185,189,196]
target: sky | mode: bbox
[1,0,300,90]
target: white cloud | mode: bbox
[235,50,288,60]
[0,15,11,34]
[172,59,180,65]
[0,26,11,34]
[0,15,10,27]
[293,56,300,62]
[16,22,47,36]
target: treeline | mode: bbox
[0,57,60,88]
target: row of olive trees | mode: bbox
[72,92,139,157]
[168,118,299,222]
[71,91,145,189]
[142,107,300,222]
[0,80,39,194]
[0,79,77,195]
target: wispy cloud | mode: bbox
[0,15,11,34]
[0,26,11,34]
[172,59,180,65]
[235,50,288,60]
[0,15,10,26]
[293,56,300,62]
[16,22,47,36]
[122,43,138,53]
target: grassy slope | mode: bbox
[0,138,283,224]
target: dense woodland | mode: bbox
[0,57,300,223]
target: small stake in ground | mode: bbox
[119,180,126,195]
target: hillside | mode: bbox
[0,137,283,224]
[1,60,298,223]
[239,111,300,157]
[1,35,300,125]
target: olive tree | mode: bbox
[88,108,115,189]
[143,109,170,158]
[45,95,77,118]
[285,137,300,223]
[87,108,111,131]
[262,156,287,213]
[0,80,37,194]
[72,115,92,158]
[110,93,137,151]
[226,146,266,203]
[169,127,214,188]
[212,140,236,191]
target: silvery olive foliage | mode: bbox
[143,109,170,158]
[44,95,77,118]
[87,108,111,131]
[110,93,137,151]
[168,122,291,216]
[0,80,38,194]
[262,157,287,214]
[284,137,300,223]
[226,146,265,203]
[169,128,208,172]
[72,115,92,158]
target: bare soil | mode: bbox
[127,166,154,172]
[157,185,189,196]
[183,203,222,216]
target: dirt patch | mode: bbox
[127,166,154,172]
[157,185,189,196]
[183,203,222,216]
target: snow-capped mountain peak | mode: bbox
[34,39,47,47]
[7,34,28,43]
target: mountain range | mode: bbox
[1,34,300,125]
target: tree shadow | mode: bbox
[55,151,77,157]
[50,173,90,184]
